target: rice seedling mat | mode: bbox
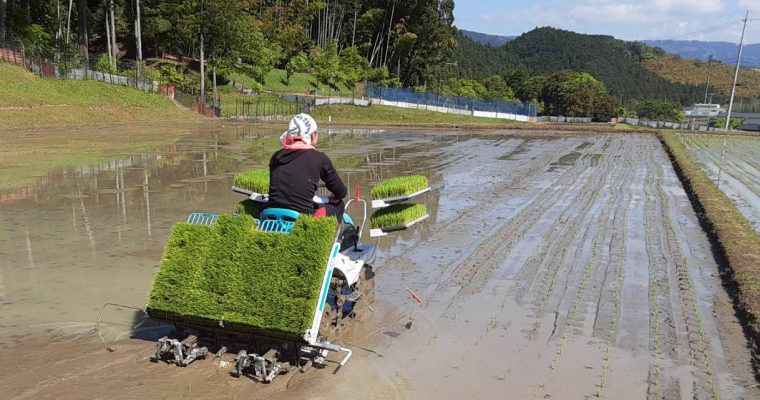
[147,214,338,341]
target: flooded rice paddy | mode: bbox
[0,125,757,399]
[681,133,760,233]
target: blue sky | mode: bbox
[454,0,760,44]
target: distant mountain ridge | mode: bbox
[460,30,515,47]
[460,29,760,68]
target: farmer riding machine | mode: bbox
[144,170,430,383]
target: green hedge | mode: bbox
[371,175,429,199]
[234,169,270,193]
[147,214,338,339]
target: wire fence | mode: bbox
[365,83,535,120]
[226,94,313,121]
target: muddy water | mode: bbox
[0,127,758,400]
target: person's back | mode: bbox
[267,113,347,218]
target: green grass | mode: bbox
[0,62,195,129]
[310,105,526,126]
[147,214,338,339]
[659,131,760,333]
[370,203,428,229]
[233,169,270,193]
[371,175,429,199]
[226,69,356,96]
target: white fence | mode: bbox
[369,98,530,122]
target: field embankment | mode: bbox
[659,131,760,348]
[0,63,199,129]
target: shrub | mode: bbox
[371,175,429,199]
[147,214,338,339]
[233,169,270,193]
[370,203,428,229]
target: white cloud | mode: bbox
[737,0,760,14]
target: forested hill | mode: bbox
[456,27,706,104]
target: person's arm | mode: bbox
[320,154,347,202]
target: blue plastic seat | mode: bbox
[186,212,219,226]
[258,208,300,233]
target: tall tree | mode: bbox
[76,0,88,74]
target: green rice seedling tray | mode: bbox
[369,203,429,237]
[146,214,338,341]
[371,176,430,209]
[233,169,269,194]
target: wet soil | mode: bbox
[680,133,760,233]
[0,126,757,399]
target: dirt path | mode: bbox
[0,130,756,399]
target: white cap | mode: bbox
[281,113,318,145]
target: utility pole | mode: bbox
[726,11,749,130]
[135,0,142,78]
[703,55,713,104]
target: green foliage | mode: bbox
[21,24,53,56]
[310,41,341,87]
[481,75,514,101]
[95,53,117,74]
[371,175,429,199]
[285,52,310,84]
[440,78,487,98]
[339,46,371,85]
[636,99,683,122]
[713,117,743,130]
[370,204,428,229]
[233,169,270,194]
[147,215,339,339]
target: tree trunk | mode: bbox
[200,32,205,104]
[77,0,88,76]
[212,64,217,108]
[134,0,142,77]
[0,0,6,42]
[105,15,113,66]
[109,0,117,67]
[65,0,73,46]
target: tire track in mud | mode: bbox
[441,139,611,302]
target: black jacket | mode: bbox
[268,149,347,214]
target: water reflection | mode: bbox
[0,124,454,332]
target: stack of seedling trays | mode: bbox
[146,214,339,342]
[369,175,430,238]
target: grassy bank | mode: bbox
[227,68,355,96]
[311,104,526,127]
[0,62,198,129]
[659,131,760,345]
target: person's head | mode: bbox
[283,113,318,146]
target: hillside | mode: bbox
[460,29,515,47]
[642,40,760,68]
[0,63,196,129]
[642,54,760,98]
[456,27,709,104]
